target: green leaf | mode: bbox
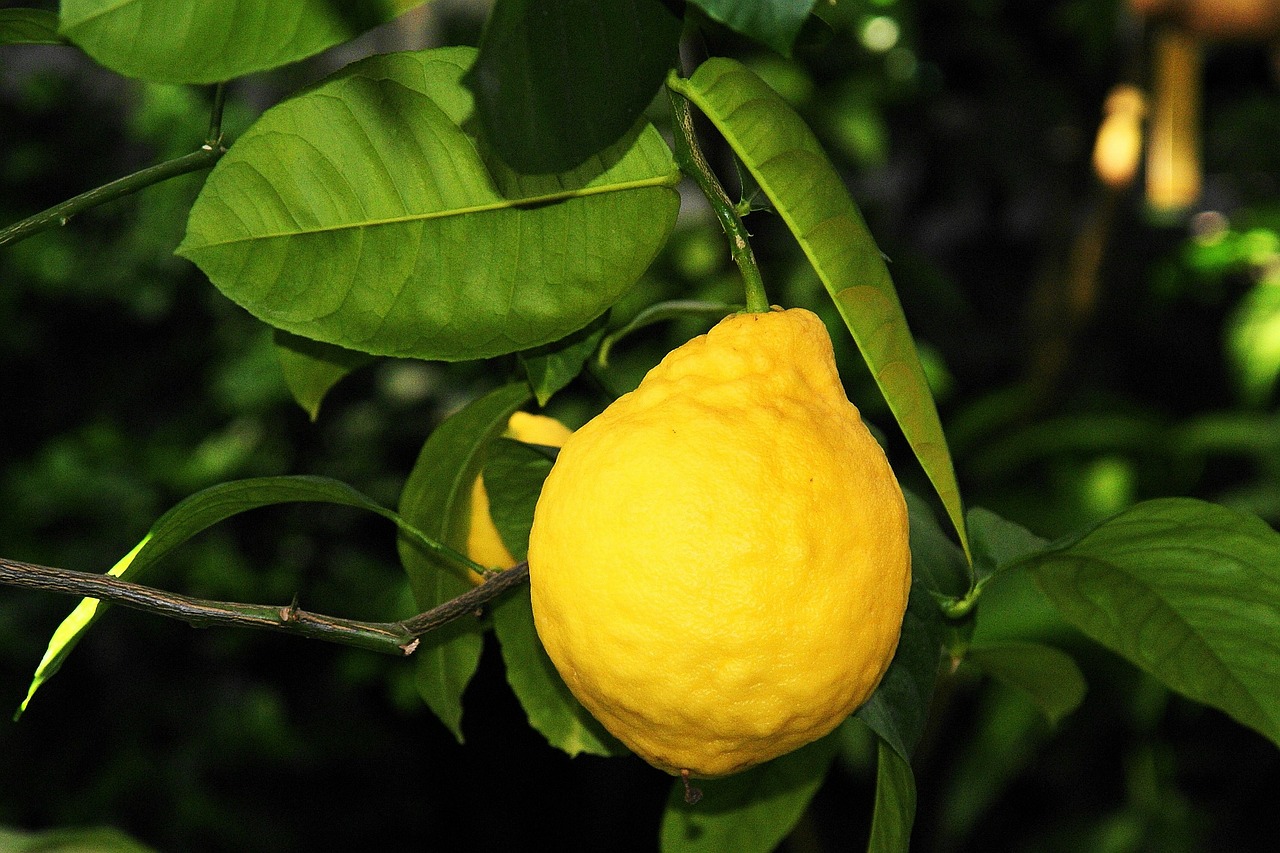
[866,737,916,853]
[968,506,1049,586]
[669,59,969,559]
[18,476,411,718]
[0,825,157,852]
[659,731,839,853]
[1025,497,1280,748]
[519,315,608,407]
[905,489,969,599]
[274,329,374,421]
[0,9,64,44]
[597,300,740,368]
[396,383,532,739]
[179,47,681,362]
[855,581,943,761]
[483,438,555,562]
[686,0,817,56]
[491,585,628,758]
[965,642,1087,727]
[467,0,682,173]
[58,0,421,83]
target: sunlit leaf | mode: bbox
[686,0,817,56]
[180,47,681,362]
[0,9,64,44]
[965,642,1087,726]
[396,383,532,740]
[669,59,968,558]
[468,0,681,173]
[855,581,943,761]
[59,0,422,83]
[491,586,627,758]
[19,476,413,718]
[1025,497,1280,748]
[659,731,839,853]
[274,329,374,422]
[866,737,915,853]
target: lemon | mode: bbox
[467,412,573,576]
[527,307,911,778]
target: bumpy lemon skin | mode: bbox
[527,308,912,778]
[466,412,573,578]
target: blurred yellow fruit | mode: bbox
[527,307,911,778]
[466,412,573,577]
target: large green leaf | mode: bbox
[669,59,968,559]
[179,47,681,362]
[18,476,419,718]
[491,586,628,758]
[965,642,1087,727]
[58,0,420,83]
[687,0,816,56]
[866,737,915,853]
[1024,497,1280,748]
[396,383,532,740]
[659,732,839,853]
[467,0,682,173]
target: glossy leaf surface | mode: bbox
[180,47,681,361]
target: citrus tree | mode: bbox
[1,1,1278,850]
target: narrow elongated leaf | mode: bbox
[59,0,421,83]
[0,9,64,44]
[1025,497,1280,747]
[180,47,681,362]
[396,383,532,739]
[19,476,410,717]
[669,59,968,558]
[491,586,627,757]
[274,329,374,421]
[867,737,916,853]
[966,643,1087,726]
[468,0,682,173]
[855,581,943,761]
[660,732,839,853]
[687,0,816,56]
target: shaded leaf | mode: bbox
[855,581,944,761]
[180,47,681,362]
[687,0,816,56]
[598,300,739,368]
[491,585,628,757]
[274,329,374,422]
[19,476,413,718]
[483,437,555,562]
[966,642,1087,726]
[0,825,156,852]
[0,9,64,44]
[396,383,532,739]
[867,736,916,853]
[968,506,1049,586]
[905,489,969,599]
[670,58,968,558]
[59,0,421,83]
[519,315,607,407]
[1026,497,1280,748]
[468,0,682,173]
[659,732,839,853]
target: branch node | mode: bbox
[399,639,420,656]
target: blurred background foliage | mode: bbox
[2,0,1279,850]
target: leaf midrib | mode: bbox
[183,173,679,250]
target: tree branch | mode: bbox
[0,556,529,656]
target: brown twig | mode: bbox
[0,556,529,656]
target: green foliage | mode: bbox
[273,330,373,421]
[179,47,682,361]
[0,824,155,852]
[0,9,64,44]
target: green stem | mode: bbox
[666,74,770,313]
[0,144,224,249]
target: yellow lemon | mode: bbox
[467,412,573,576]
[527,307,911,778]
